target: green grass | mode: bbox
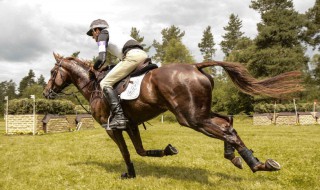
[0,117,319,190]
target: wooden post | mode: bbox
[293,99,298,124]
[4,96,8,134]
[273,101,277,124]
[30,95,35,135]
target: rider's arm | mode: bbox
[93,29,109,70]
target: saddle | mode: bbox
[97,58,158,95]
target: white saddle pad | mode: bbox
[120,74,145,100]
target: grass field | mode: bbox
[0,116,319,190]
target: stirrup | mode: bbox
[109,120,128,130]
[102,115,128,130]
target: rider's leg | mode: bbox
[102,86,128,129]
[100,49,147,130]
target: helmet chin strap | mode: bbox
[92,28,101,41]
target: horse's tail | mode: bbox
[194,61,303,98]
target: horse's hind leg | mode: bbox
[201,114,281,173]
[210,113,242,169]
[176,110,280,172]
[127,125,178,157]
[224,140,243,169]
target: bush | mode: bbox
[8,98,75,115]
[74,105,91,114]
[254,103,315,113]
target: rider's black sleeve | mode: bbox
[93,29,109,70]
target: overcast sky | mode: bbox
[0,0,317,85]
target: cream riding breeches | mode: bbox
[100,49,148,89]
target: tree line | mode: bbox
[1,0,319,115]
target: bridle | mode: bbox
[47,59,71,97]
[47,58,93,114]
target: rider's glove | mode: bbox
[88,67,96,80]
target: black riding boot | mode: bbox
[102,87,128,130]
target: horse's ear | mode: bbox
[53,52,62,62]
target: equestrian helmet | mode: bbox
[86,19,109,36]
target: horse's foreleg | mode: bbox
[106,129,136,179]
[127,125,178,157]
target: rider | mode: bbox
[87,19,148,130]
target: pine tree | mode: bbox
[251,0,303,48]
[130,27,151,52]
[220,14,244,57]
[18,70,36,96]
[71,51,80,58]
[0,80,16,99]
[164,39,195,63]
[311,54,320,84]
[304,0,320,50]
[225,37,254,63]
[249,0,308,77]
[300,54,320,101]
[37,74,46,86]
[6,80,17,98]
[0,80,17,114]
[152,25,185,63]
[152,25,194,64]
[198,26,216,62]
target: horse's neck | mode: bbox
[66,62,93,101]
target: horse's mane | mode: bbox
[55,53,93,68]
[66,57,93,67]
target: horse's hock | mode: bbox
[5,114,95,134]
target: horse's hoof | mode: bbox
[231,157,243,169]
[121,173,128,179]
[164,144,178,156]
[121,173,135,179]
[265,159,281,171]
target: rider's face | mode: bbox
[92,28,100,42]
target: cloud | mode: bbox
[0,1,97,84]
[0,0,317,85]
[0,3,52,62]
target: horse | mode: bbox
[43,53,302,178]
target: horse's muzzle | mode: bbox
[43,89,56,99]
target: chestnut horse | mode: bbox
[43,53,302,178]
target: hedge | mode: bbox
[254,103,315,113]
[8,98,76,115]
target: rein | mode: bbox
[48,86,92,114]
[61,91,92,114]
[48,59,96,114]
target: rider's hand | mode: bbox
[88,67,96,80]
